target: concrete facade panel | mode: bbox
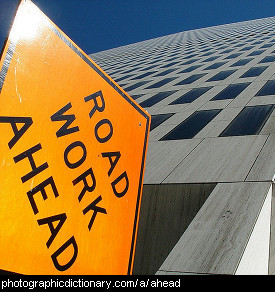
[157,182,271,274]
[163,136,268,183]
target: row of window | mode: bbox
[108,37,275,77]
[97,24,275,63]
[124,67,274,105]
[139,79,275,108]
[152,104,274,140]
[115,51,274,79]
[101,31,275,71]
[119,52,275,91]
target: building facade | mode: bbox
[90,17,275,275]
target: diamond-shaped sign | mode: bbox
[0,0,150,275]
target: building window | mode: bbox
[160,61,179,68]
[239,46,253,51]
[256,80,275,96]
[183,53,198,59]
[206,70,236,81]
[140,65,157,71]
[150,113,174,131]
[124,80,150,92]
[139,90,177,107]
[248,50,264,56]
[224,53,242,59]
[230,58,253,67]
[211,83,250,100]
[133,71,157,80]
[175,73,206,85]
[122,67,142,74]
[182,59,199,65]
[240,66,268,78]
[160,109,221,140]
[259,55,275,63]
[145,77,177,89]
[178,65,201,73]
[205,62,226,70]
[220,104,274,137]
[202,51,214,56]
[203,56,219,62]
[220,49,233,54]
[114,74,133,82]
[154,69,174,76]
[260,43,274,48]
[170,86,212,104]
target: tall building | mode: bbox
[90,17,275,275]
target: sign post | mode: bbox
[0,0,150,275]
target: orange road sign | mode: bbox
[0,0,150,275]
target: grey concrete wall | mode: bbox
[133,183,216,274]
[156,182,271,275]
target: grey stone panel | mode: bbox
[162,135,268,183]
[133,183,216,275]
[143,139,203,184]
[246,134,275,181]
[157,182,271,275]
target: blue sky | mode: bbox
[1,0,275,55]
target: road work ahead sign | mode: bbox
[0,0,150,275]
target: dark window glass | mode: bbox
[260,43,273,48]
[139,90,177,108]
[224,53,241,59]
[114,74,133,82]
[206,70,236,81]
[202,51,213,56]
[154,69,174,76]
[239,46,253,51]
[211,83,250,100]
[183,53,198,59]
[181,58,199,65]
[124,81,149,92]
[170,87,212,104]
[248,50,264,56]
[220,49,233,54]
[160,109,221,140]
[259,55,275,63]
[220,105,274,137]
[165,56,178,62]
[230,58,252,67]
[234,43,244,47]
[140,65,157,71]
[201,48,211,52]
[133,71,156,80]
[150,113,174,131]
[176,73,206,85]
[147,59,161,65]
[121,67,140,74]
[240,66,268,78]
[202,56,219,62]
[160,61,178,68]
[145,77,177,89]
[256,80,275,96]
[179,65,201,73]
[204,62,226,70]
[251,41,262,45]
